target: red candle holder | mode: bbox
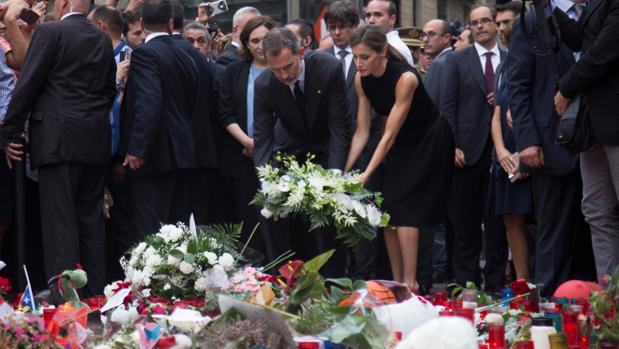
[514,340,534,349]
[488,325,505,348]
[433,290,448,305]
[574,298,589,314]
[454,307,474,324]
[43,307,57,328]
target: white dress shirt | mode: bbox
[61,12,84,20]
[288,59,306,95]
[386,30,415,67]
[474,42,501,74]
[145,32,169,43]
[334,45,353,79]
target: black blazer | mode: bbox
[440,46,506,166]
[507,13,578,176]
[216,43,242,66]
[120,35,198,176]
[553,0,619,145]
[253,50,351,170]
[1,14,116,169]
[171,34,218,169]
[217,59,256,178]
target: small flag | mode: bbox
[18,283,35,312]
[18,265,36,313]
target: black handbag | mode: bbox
[554,95,595,154]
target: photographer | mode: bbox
[542,0,619,281]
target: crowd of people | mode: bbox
[0,0,616,299]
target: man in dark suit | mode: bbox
[120,0,198,238]
[216,6,260,66]
[541,0,619,282]
[440,4,507,290]
[171,1,218,226]
[422,19,453,106]
[254,27,351,277]
[508,7,582,296]
[2,0,116,295]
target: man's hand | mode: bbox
[520,145,544,168]
[111,163,125,185]
[506,109,513,130]
[123,154,144,170]
[241,137,254,158]
[454,148,465,168]
[554,91,570,117]
[196,2,212,24]
[2,0,30,22]
[116,60,130,86]
[3,142,23,169]
[486,92,494,107]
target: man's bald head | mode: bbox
[422,19,452,57]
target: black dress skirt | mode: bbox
[361,59,455,227]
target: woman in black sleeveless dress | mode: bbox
[345,26,454,290]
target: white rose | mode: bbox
[366,205,382,227]
[218,253,235,271]
[260,208,273,219]
[179,261,194,274]
[167,255,181,266]
[142,246,156,260]
[145,254,163,268]
[194,277,208,292]
[163,283,172,291]
[203,252,218,265]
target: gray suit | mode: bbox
[423,48,453,107]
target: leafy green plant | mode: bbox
[589,266,619,344]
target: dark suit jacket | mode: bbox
[216,43,242,66]
[217,59,256,178]
[171,34,218,169]
[440,46,505,166]
[322,46,358,121]
[120,35,198,176]
[508,13,578,176]
[553,0,619,145]
[1,14,116,169]
[253,50,351,170]
[423,48,453,107]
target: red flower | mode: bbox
[151,305,168,315]
[278,260,304,290]
[510,279,530,296]
[0,277,12,293]
[149,297,172,306]
[112,282,132,294]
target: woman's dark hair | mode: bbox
[239,16,276,61]
[349,25,407,63]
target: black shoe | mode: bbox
[418,283,432,296]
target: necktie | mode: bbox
[338,50,349,78]
[293,80,304,113]
[484,52,495,94]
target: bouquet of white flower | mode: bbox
[252,154,390,249]
[115,221,241,300]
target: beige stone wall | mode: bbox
[399,0,479,27]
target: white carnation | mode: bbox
[160,224,184,242]
[351,200,367,218]
[367,205,382,227]
[218,253,235,271]
[145,254,163,268]
[179,261,194,274]
[104,281,121,299]
[110,307,131,325]
[260,208,273,219]
[131,270,145,287]
[167,255,181,266]
[194,277,208,292]
[203,252,218,265]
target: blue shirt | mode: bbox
[110,41,131,155]
[0,45,15,122]
[246,64,266,137]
